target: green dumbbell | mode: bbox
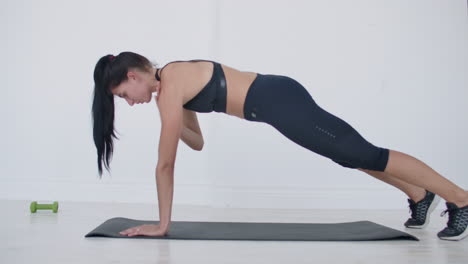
[30,201,59,213]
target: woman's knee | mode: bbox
[332,147,389,172]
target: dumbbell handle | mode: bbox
[35,204,55,209]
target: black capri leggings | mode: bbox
[243,73,389,172]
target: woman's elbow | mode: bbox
[195,140,204,151]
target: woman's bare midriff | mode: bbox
[220,64,258,119]
[178,61,258,120]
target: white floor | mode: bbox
[2,200,467,264]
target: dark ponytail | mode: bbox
[92,51,154,177]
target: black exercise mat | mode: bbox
[85,217,419,241]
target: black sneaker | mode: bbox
[404,190,441,229]
[437,202,468,241]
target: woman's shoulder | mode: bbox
[159,60,195,78]
[161,59,215,71]
[158,61,185,85]
[160,59,214,81]
[159,60,185,74]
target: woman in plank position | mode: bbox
[92,51,468,241]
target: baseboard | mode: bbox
[0,180,446,210]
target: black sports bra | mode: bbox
[155,59,227,113]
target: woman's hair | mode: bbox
[92,51,155,177]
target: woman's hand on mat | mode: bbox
[119,224,169,237]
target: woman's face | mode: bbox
[111,68,158,106]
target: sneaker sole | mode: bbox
[405,195,441,229]
[439,228,468,241]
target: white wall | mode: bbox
[2,0,467,209]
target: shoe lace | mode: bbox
[440,207,458,228]
[408,202,418,218]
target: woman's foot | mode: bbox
[404,190,441,229]
[437,202,468,241]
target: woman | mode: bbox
[92,51,468,241]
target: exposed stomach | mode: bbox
[220,64,258,119]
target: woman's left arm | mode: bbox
[180,126,204,151]
[181,109,204,150]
